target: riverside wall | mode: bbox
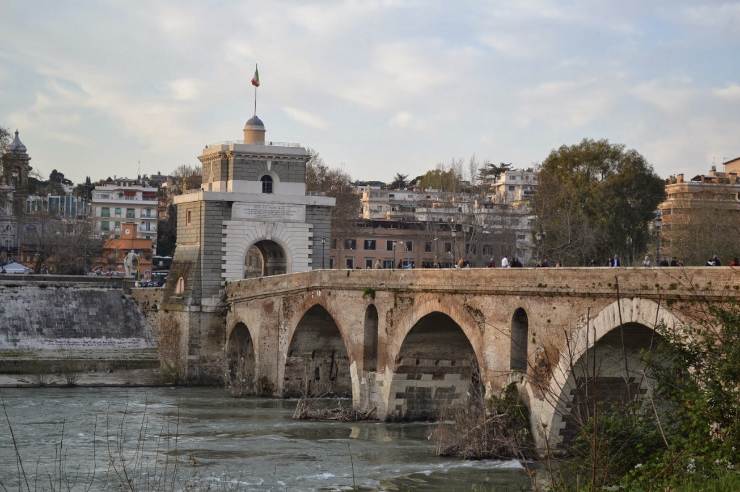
[0,275,162,387]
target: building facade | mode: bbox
[490,168,538,204]
[91,179,158,248]
[658,161,740,264]
[163,113,335,382]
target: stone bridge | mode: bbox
[170,267,739,451]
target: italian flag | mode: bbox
[251,65,260,87]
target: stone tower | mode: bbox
[2,130,32,214]
[162,114,335,382]
[0,130,31,253]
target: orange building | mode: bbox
[95,222,153,277]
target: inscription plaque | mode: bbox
[233,202,305,222]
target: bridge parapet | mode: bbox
[226,267,740,302]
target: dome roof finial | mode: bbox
[243,115,266,144]
[8,129,27,153]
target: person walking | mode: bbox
[501,256,510,268]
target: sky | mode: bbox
[1,0,739,184]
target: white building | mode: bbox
[491,168,538,204]
[91,179,158,247]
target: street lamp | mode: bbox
[433,237,439,266]
[321,238,326,269]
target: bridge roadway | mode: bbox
[179,267,740,452]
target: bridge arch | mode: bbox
[244,239,289,278]
[225,322,256,396]
[385,296,486,377]
[533,297,686,450]
[282,302,355,398]
[385,301,485,420]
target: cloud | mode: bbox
[632,80,695,113]
[516,79,616,128]
[169,78,201,101]
[0,0,738,183]
[283,106,328,130]
[388,111,426,130]
[714,83,740,101]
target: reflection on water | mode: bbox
[0,387,531,491]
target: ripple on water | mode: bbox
[0,387,531,491]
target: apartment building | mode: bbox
[658,160,740,263]
[330,219,464,269]
[91,178,158,249]
[491,168,538,204]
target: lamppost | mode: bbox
[433,237,439,267]
[451,219,457,264]
[321,238,326,269]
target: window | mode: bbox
[344,239,356,250]
[345,257,354,269]
[329,258,334,268]
[175,277,185,295]
[114,207,121,217]
[383,259,394,269]
[331,239,337,249]
[386,240,394,251]
[424,241,432,252]
[101,221,110,232]
[101,207,110,218]
[186,210,192,225]
[261,175,273,194]
[509,185,515,191]
[126,208,135,219]
[364,239,376,250]
[405,241,413,252]
[365,258,373,268]
[444,242,452,253]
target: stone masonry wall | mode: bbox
[306,205,332,269]
[0,279,160,386]
[232,158,305,183]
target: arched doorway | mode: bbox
[284,305,351,397]
[225,323,256,397]
[363,305,379,372]
[389,312,482,420]
[244,240,287,278]
[510,308,528,372]
[557,322,661,445]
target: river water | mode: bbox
[0,387,531,491]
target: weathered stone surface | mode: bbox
[0,277,160,386]
[215,267,739,452]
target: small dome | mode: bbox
[7,130,27,153]
[245,115,265,128]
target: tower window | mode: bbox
[261,175,273,194]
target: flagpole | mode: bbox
[254,84,257,116]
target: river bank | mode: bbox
[0,387,532,491]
